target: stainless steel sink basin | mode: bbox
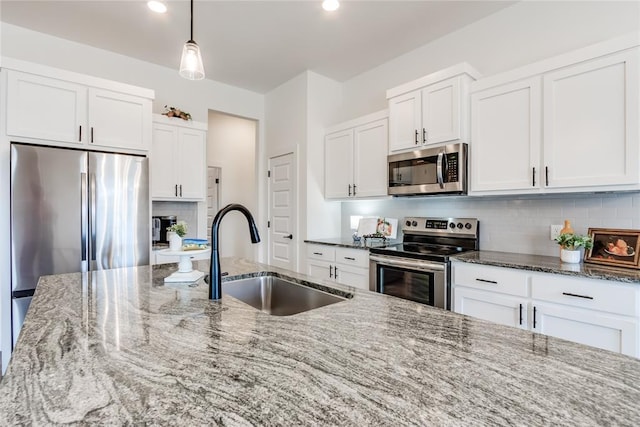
[223,275,348,316]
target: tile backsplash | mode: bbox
[341,192,640,257]
[152,201,199,239]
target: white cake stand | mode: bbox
[158,248,210,283]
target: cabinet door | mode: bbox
[353,119,388,198]
[388,90,421,152]
[421,76,461,145]
[532,302,638,357]
[453,287,527,329]
[334,263,369,290]
[325,129,354,199]
[470,78,542,193]
[307,259,333,282]
[6,71,87,144]
[177,128,206,200]
[151,124,179,199]
[88,88,151,151]
[543,50,639,188]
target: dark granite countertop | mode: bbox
[304,237,395,250]
[453,250,640,284]
[1,257,639,425]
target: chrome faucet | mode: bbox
[209,203,261,300]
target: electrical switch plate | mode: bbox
[550,224,563,241]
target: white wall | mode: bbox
[207,111,258,260]
[338,0,640,120]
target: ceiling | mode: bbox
[0,1,516,93]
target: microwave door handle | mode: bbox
[436,152,445,188]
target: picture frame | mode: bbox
[584,228,640,269]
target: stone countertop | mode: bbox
[454,250,640,284]
[1,258,640,425]
[304,237,396,250]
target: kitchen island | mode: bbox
[1,258,639,425]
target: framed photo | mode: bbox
[585,228,640,269]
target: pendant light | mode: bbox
[179,0,205,80]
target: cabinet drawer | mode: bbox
[335,247,369,268]
[452,263,529,297]
[531,273,639,317]
[306,244,336,262]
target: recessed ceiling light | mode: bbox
[322,0,340,12]
[148,1,167,14]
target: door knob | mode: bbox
[284,234,293,239]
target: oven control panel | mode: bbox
[403,217,479,237]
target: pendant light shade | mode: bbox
[179,0,205,80]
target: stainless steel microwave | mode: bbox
[388,142,468,196]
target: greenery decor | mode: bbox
[167,221,188,237]
[555,233,594,251]
[162,105,192,121]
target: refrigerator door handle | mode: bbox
[81,173,88,270]
[90,172,97,265]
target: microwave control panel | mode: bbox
[445,153,458,182]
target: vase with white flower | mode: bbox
[167,221,188,251]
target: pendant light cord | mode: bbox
[190,0,194,42]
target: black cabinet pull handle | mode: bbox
[348,184,352,197]
[79,125,82,142]
[415,129,419,144]
[329,265,333,278]
[532,167,536,187]
[175,184,178,197]
[545,166,549,186]
[344,256,356,261]
[533,306,537,329]
[334,266,338,279]
[519,303,523,325]
[90,127,94,143]
[179,184,183,197]
[562,292,594,300]
[353,184,357,196]
[313,252,323,256]
[475,278,498,284]
[423,128,427,144]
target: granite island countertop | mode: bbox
[1,258,640,425]
[454,250,640,284]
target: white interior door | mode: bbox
[268,153,296,271]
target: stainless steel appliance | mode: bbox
[152,216,162,243]
[369,217,479,310]
[159,216,176,244]
[10,143,149,345]
[388,142,468,196]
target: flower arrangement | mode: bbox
[162,105,192,121]
[555,233,593,251]
[167,221,188,237]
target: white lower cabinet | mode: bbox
[306,244,369,290]
[452,261,639,357]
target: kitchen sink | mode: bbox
[223,275,349,316]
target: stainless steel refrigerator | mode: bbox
[10,143,149,345]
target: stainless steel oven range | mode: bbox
[369,217,479,310]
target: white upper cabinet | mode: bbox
[151,115,207,201]
[471,77,542,193]
[4,62,154,153]
[88,89,151,152]
[470,36,640,195]
[6,72,87,145]
[387,63,479,153]
[325,110,388,200]
[543,51,639,189]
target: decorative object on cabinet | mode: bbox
[585,228,640,269]
[158,248,210,282]
[167,221,187,251]
[386,63,480,153]
[179,0,205,80]
[555,233,593,264]
[162,105,191,121]
[350,216,363,242]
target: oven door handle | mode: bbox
[370,255,445,272]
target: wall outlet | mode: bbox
[550,224,563,241]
